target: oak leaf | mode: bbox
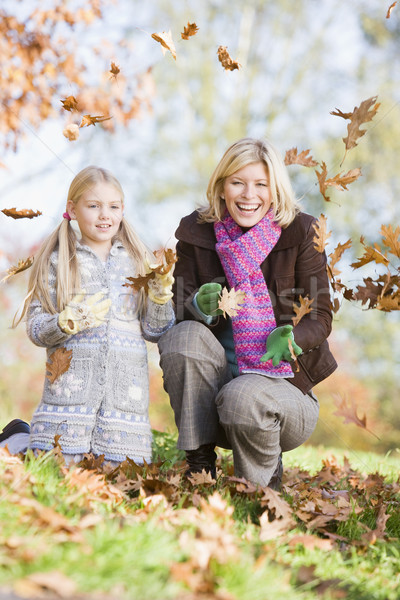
[60,96,79,111]
[328,239,352,277]
[63,123,79,141]
[181,22,199,40]
[376,293,400,312]
[353,277,383,308]
[124,248,177,293]
[292,295,314,327]
[109,61,120,78]
[386,2,397,18]
[1,256,34,283]
[151,30,176,60]
[312,214,331,252]
[331,96,380,159]
[350,238,389,269]
[380,224,400,258]
[1,208,42,219]
[284,147,317,167]
[218,287,246,318]
[333,393,379,439]
[217,46,240,71]
[316,162,362,202]
[80,114,112,127]
[46,347,73,384]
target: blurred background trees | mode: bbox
[1,0,399,453]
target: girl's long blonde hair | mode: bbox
[199,137,300,227]
[14,166,151,326]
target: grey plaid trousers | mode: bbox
[158,321,319,486]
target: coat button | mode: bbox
[98,375,106,385]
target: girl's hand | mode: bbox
[196,283,223,316]
[58,291,111,335]
[147,267,175,305]
[260,325,302,366]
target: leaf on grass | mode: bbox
[288,534,333,551]
[1,256,34,283]
[331,96,380,154]
[46,347,73,384]
[109,61,120,78]
[181,22,199,40]
[328,239,352,277]
[63,123,80,141]
[151,30,176,60]
[386,2,397,18]
[80,114,112,127]
[333,393,379,439]
[315,162,362,202]
[380,224,400,258]
[284,147,318,167]
[218,287,246,318]
[292,295,314,327]
[60,95,79,111]
[217,46,240,71]
[1,208,42,219]
[313,214,331,252]
[14,571,77,599]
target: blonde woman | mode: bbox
[159,138,337,488]
[0,166,175,465]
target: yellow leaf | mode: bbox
[151,30,176,60]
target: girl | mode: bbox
[0,166,175,465]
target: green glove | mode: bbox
[197,283,223,316]
[58,291,111,335]
[260,325,302,366]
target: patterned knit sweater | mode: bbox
[26,240,175,463]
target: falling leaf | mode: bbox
[80,114,112,127]
[292,295,314,327]
[151,30,176,60]
[181,22,199,40]
[316,162,362,201]
[350,238,389,269]
[60,95,79,111]
[380,224,400,258]
[313,214,331,252]
[217,46,240,71]
[46,347,73,384]
[1,256,34,283]
[218,287,246,318]
[376,293,400,312]
[333,394,379,439]
[386,2,397,18]
[1,208,42,219]
[109,61,120,78]
[63,123,80,141]
[331,96,380,160]
[328,239,352,277]
[284,147,318,167]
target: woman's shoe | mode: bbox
[185,443,217,479]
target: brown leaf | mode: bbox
[1,256,34,283]
[14,571,77,598]
[350,238,389,269]
[333,393,379,439]
[181,22,199,40]
[46,347,73,384]
[109,61,120,78]
[328,239,352,277]
[1,208,42,219]
[292,295,314,327]
[288,534,334,551]
[353,277,383,308]
[331,96,380,155]
[284,147,318,167]
[80,114,112,127]
[218,287,246,318]
[151,30,177,60]
[381,224,400,258]
[386,2,397,18]
[60,95,79,111]
[376,293,400,312]
[316,162,362,201]
[217,46,241,71]
[124,271,155,293]
[313,214,331,252]
[124,248,177,293]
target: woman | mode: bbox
[159,138,337,488]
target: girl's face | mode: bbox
[67,182,124,256]
[222,162,272,228]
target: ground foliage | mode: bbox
[1,433,399,600]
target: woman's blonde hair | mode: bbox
[199,137,300,227]
[14,166,150,326]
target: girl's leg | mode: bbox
[215,374,319,487]
[158,321,232,450]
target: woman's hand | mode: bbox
[260,325,302,366]
[58,291,111,335]
[197,283,223,316]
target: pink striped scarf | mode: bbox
[214,209,293,378]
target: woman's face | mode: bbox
[222,162,272,228]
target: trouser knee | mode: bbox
[158,320,225,363]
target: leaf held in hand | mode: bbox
[46,347,73,384]
[218,287,246,318]
[151,30,176,60]
[124,248,177,292]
